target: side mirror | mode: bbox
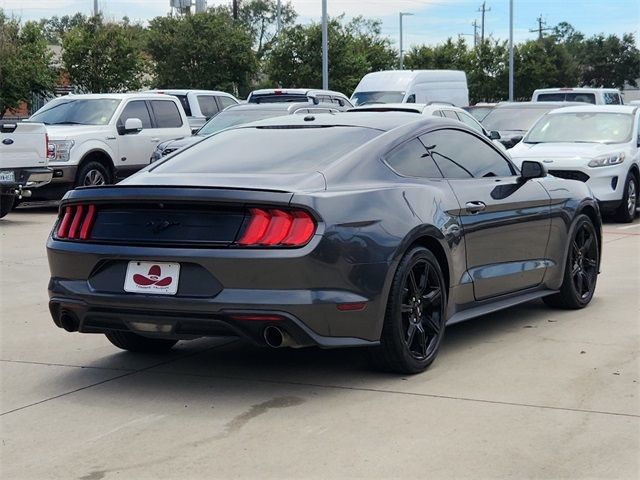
[120,118,143,135]
[520,160,547,181]
[637,135,640,147]
[489,130,501,140]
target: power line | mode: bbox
[529,14,553,40]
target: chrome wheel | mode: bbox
[627,178,637,217]
[83,169,106,186]
[400,258,444,360]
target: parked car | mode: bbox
[532,87,623,105]
[350,70,469,107]
[0,121,52,218]
[151,101,345,161]
[481,102,583,148]
[348,103,502,145]
[246,88,352,107]
[144,89,239,131]
[463,103,496,122]
[27,93,192,199]
[47,112,601,374]
[510,105,640,222]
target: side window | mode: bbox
[218,96,237,109]
[330,96,345,106]
[442,110,459,119]
[432,110,443,117]
[604,93,622,105]
[456,111,484,134]
[150,100,183,128]
[197,95,220,118]
[406,94,416,103]
[419,129,514,179]
[384,138,443,178]
[173,94,192,116]
[118,101,152,129]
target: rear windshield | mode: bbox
[197,110,289,136]
[153,125,381,174]
[481,106,555,131]
[249,94,309,104]
[537,93,596,104]
[351,91,405,106]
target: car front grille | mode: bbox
[549,170,590,182]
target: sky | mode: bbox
[2,0,639,49]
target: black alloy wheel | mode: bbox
[375,247,447,374]
[544,214,599,309]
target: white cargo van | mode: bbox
[531,87,623,105]
[350,70,469,107]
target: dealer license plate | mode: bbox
[124,261,180,295]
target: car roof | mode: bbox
[249,88,348,98]
[234,111,435,132]
[53,93,177,101]
[145,89,236,97]
[348,103,466,114]
[224,102,341,113]
[546,105,638,114]
[534,87,621,93]
[494,101,585,109]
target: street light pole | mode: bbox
[277,0,282,33]
[508,0,514,101]
[322,0,328,89]
[399,12,413,70]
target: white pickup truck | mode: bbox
[27,93,192,200]
[0,122,52,218]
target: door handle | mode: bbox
[465,201,486,214]
[150,138,160,143]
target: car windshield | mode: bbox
[524,112,633,144]
[197,110,288,136]
[154,125,381,174]
[29,98,121,125]
[351,91,405,106]
[481,106,555,131]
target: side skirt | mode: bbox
[446,288,558,326]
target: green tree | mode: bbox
[239,0,297,58]
[146,10,257,95]
[266,16,396,95]
[39,13,87,45]
[0,11,56,117]
[62,15,148,93]
[579,33,639,88]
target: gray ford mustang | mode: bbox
[47,112,602,373]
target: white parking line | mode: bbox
[618,223,640,230]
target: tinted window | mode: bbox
[537,93,565,102]
[351,91,405,106]
[566,93,596,104]
[150,100,183,128]
[197,95,220,118]
[456,111,484,134]
[173,94,192,116]
[250,94,309,104]
[420,129,514,179]
[155,126,381,174]
[119,100,152,129]
[219,96,237,109]
[385,139,442,178]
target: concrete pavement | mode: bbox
[1,207,638,479]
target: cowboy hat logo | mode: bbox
[133,265,173,287]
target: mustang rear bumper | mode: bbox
[47,237,390,348]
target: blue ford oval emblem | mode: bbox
[2,138,14,145]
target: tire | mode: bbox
[614,173,638,223]
[372,247,447,374]
[0,194,15,219]
[75,161,112,188]
[543,214,599,310]
[105,330,177,353]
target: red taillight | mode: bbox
[237,208,316,247]
[56,204,97,240]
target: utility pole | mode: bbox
[477,2,491,44]
[471,19,479,48]
[322,0,328,89]
[93,0,99,16]
[529,15,553,40]
[276,0,282,33]
[232,0,239,20]
[399,12,413,70]
[509,0,514,101]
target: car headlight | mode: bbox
[588,152,625,168]
[47,140,75,162]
